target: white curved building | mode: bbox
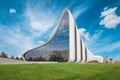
[22,8,103,63]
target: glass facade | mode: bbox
[24,12,69,62]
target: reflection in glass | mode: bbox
[24,12,69,62]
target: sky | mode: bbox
[0,0,120,60]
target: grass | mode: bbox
[0,63,120,80]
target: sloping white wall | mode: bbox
[67,9,76,62]
[76,28,81,62]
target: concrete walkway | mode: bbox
[0,58,57,64]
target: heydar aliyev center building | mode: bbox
[22,8,103,63]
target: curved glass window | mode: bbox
[24,12,69,62]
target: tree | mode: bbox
[0,51,8,58]
[16,57,19,60]
[11,55,14,59]
[19,57,23,60]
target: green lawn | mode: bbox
[0,63,120,80]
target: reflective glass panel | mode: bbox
[24,12,69,62]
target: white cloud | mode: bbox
[78,28,90,41]
[72,1,97,20]
[25,3,60,37]
[92,41,120,54]
[73,4,88,19]
[38,40,45,45]
[79,28,86,35]
[0,26,37,57]
[84,33,90,41]
[83,29,103,50]
[83,30,107,54]
[9,8,16,14]
[99,7,120,29]
[82,29,120,56]
[78,28,116,55]
[103,41,120,52]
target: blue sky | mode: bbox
[0,0,120,60]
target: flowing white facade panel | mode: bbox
[86,48,103,63]
[68,9,76,62]
[76,27,81,62]
[81,40,86,63]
